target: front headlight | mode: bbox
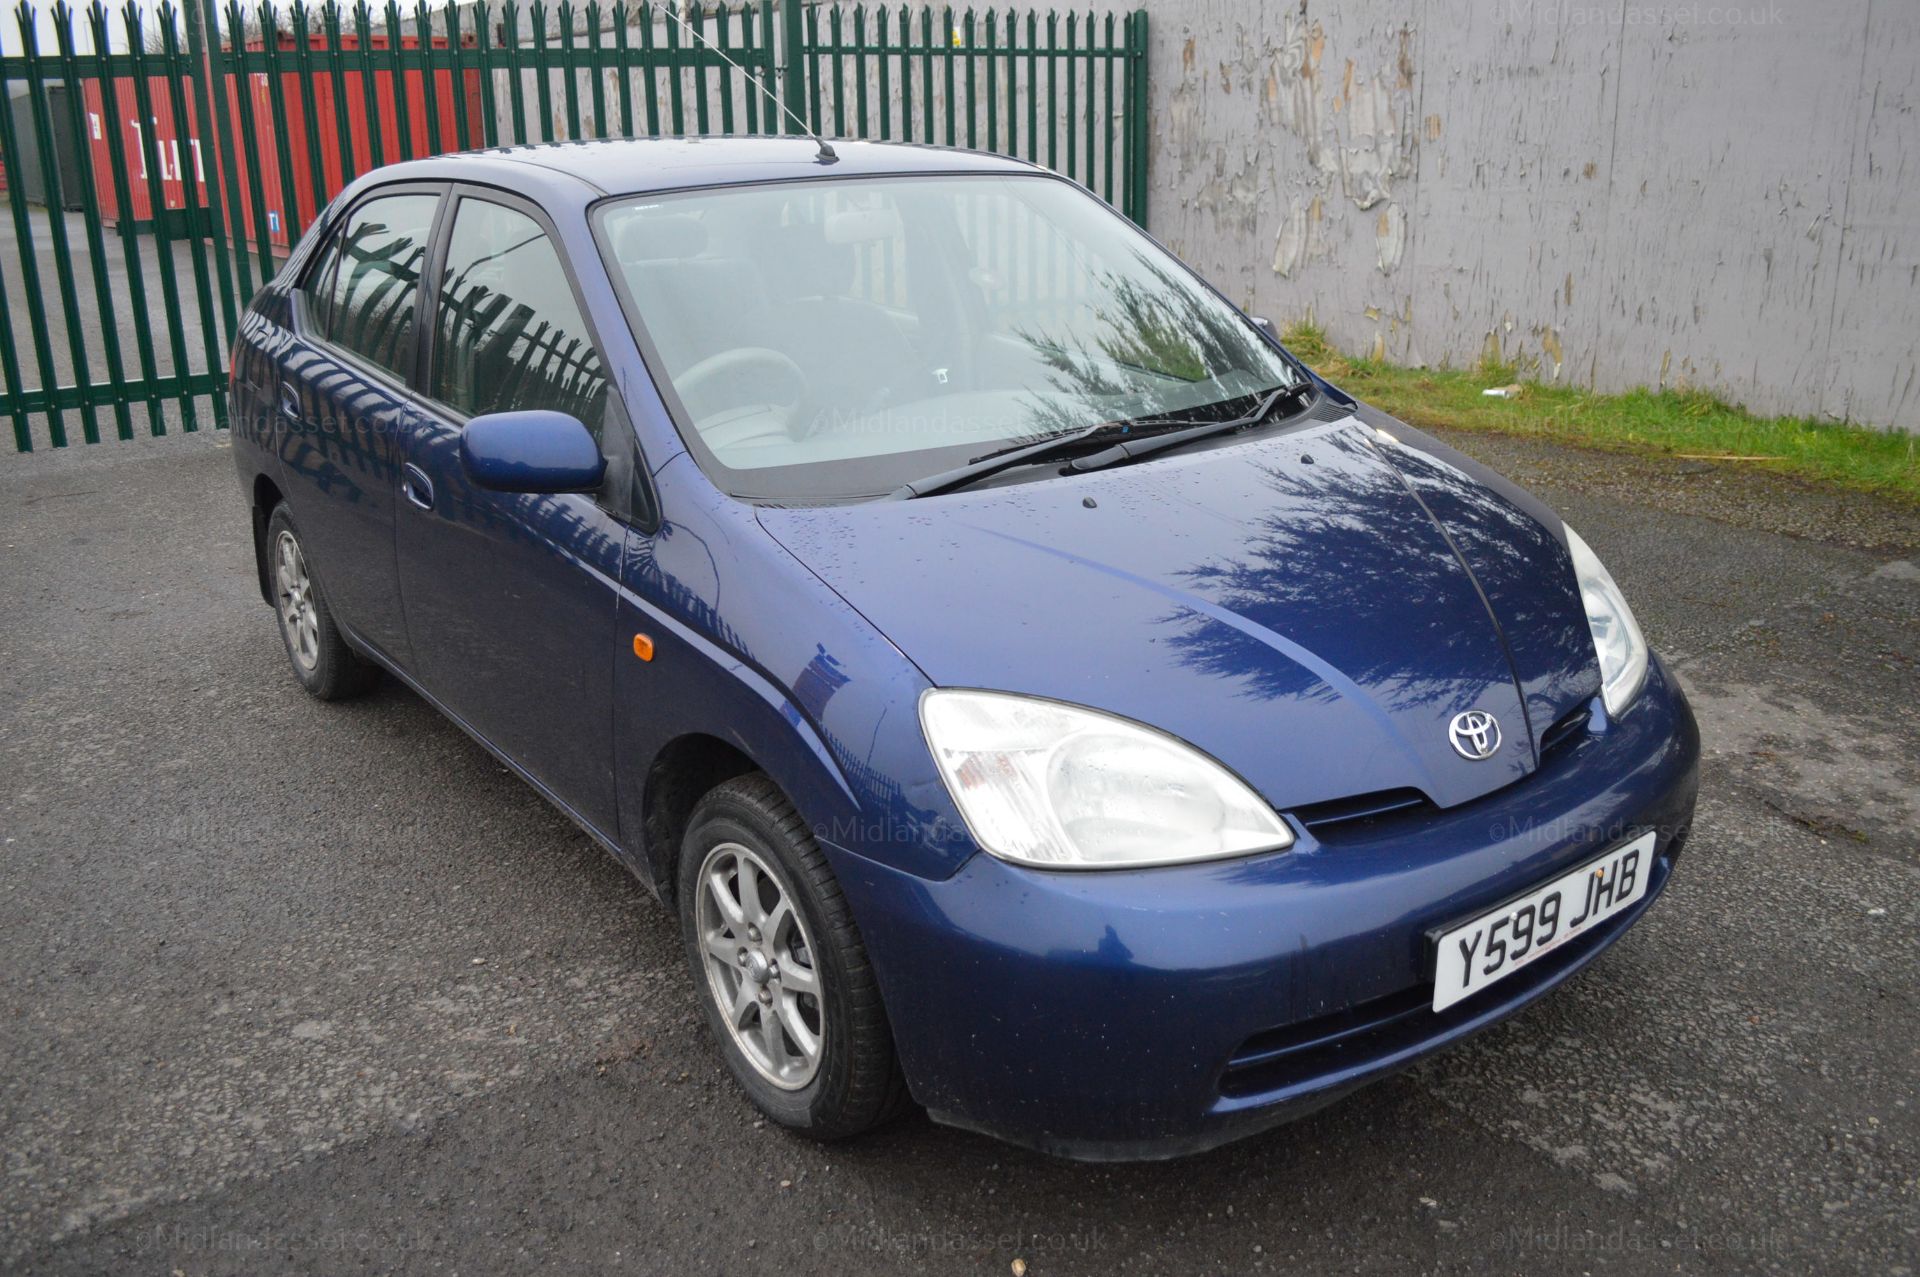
[1564,527,1649,715]
[918,689,1293,869]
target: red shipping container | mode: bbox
[85,31,483,251]
[81,77,208,223]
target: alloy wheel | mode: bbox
[273,529,320,672]
[694,841,825,1090]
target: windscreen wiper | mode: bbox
[886,420,1140,500]
[1062,384,1307,475]
[885,384,1308,499]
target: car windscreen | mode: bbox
[596,174,1305,501]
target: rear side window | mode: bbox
[313,192,440,378]
[431,198,608,428]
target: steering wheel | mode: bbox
[675,346,805,422]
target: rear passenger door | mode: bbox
[277,185,444,666]
[394,188,629,839]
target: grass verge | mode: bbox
[1282,322,1919,507]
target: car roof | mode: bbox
[356,136,1046,207]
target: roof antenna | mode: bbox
[656,1,838,163]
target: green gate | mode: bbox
[0,0,1149,451]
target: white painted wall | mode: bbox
[1140,0,1919,430]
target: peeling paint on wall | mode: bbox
[1539,327,1565,380]
[1375,203,1406,275]
[1272,194,1326,277]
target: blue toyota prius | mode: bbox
[230,137,1700,1160]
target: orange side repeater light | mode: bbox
[632,633,655,662]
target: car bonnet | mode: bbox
[755,418,1599,815]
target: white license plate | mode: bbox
[1431,831,1656,1012]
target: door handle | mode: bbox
[277,382,301,421]
[402,462,435,511]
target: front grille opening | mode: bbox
[1539,705,1593,759]
[1292,703,1595,845]
[1220,985,1431,1098]
[1293,787,1432,835]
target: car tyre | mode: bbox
[265,505,379,701]
[679,773,908,1139]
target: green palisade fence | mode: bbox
[797,6,1148,228]
[0,0,1148,450]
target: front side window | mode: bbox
[597,174,1304,501]
[432,198,609,428]
[315,192,439,378]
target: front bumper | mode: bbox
[825,657,1701,1161]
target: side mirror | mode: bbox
[459,410,606,494]
[1249,315,1277,338]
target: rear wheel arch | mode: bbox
[263,503,379,700]
[250,473,286,607]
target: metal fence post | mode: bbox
[777,0,804,134]
[17,3,99,444]
[188,0,247,327]
[1128,7,1148,229]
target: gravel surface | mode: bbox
[1,429,1915,1275]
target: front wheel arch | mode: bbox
[677,771,909,1138]
[640,732,759,907]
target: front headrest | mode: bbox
[760,221,855,298]
[825,206,902,244]
[615,213,708,262]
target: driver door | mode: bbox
[394,189,628,838]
